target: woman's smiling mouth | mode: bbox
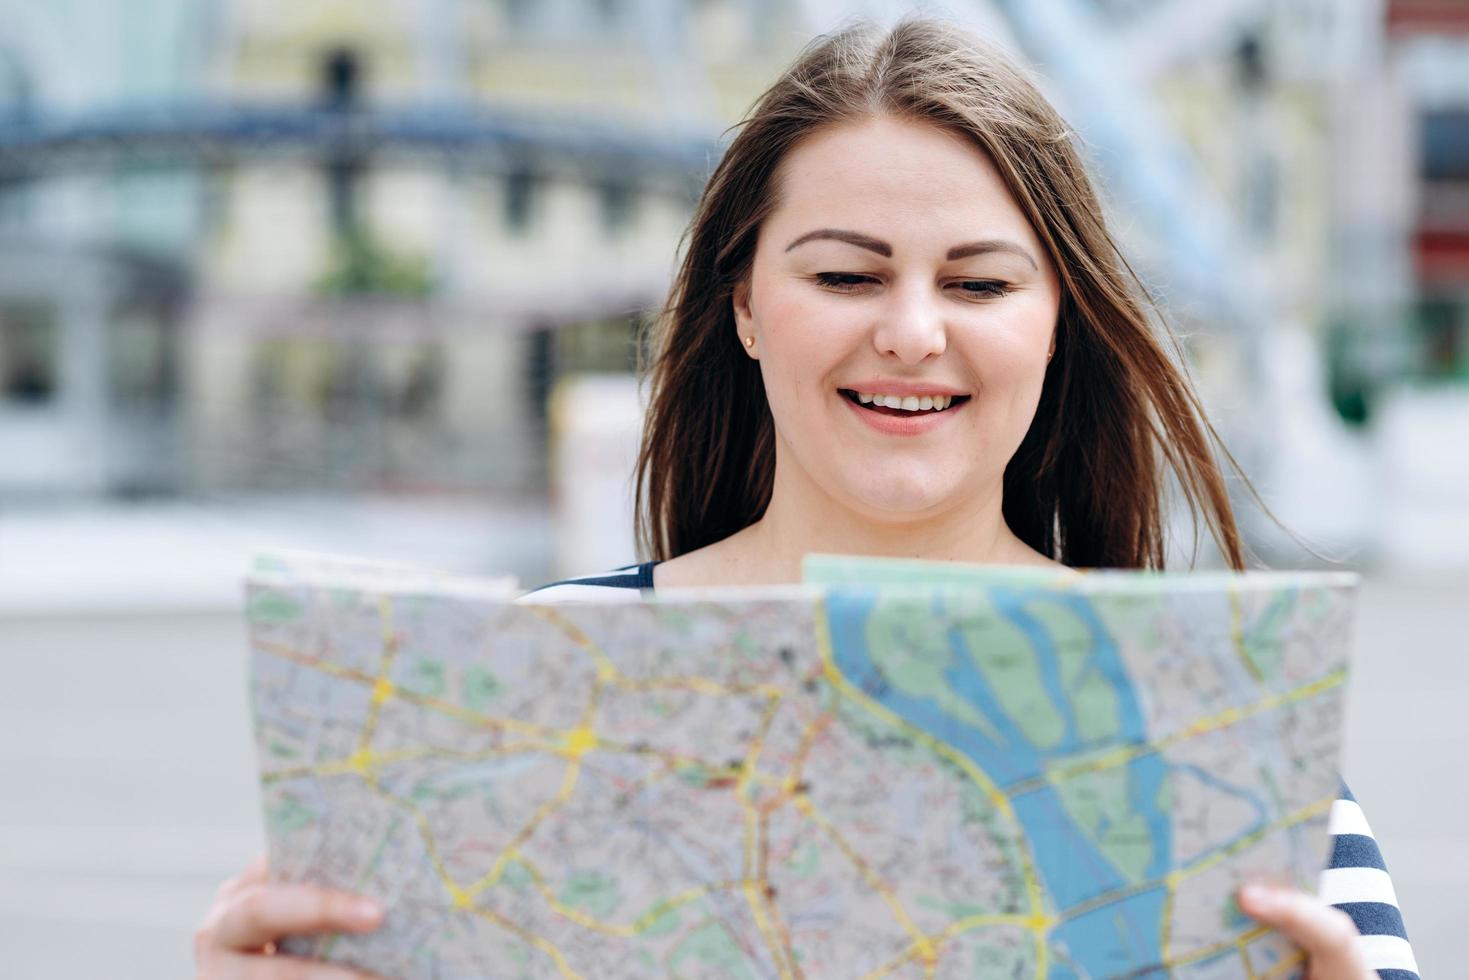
[839,388,970,415]
[837,387,972,434]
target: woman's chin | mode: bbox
[840,480,964,521]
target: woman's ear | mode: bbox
[732,279,758,358]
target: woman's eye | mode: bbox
[953,280,1012,298]
[814,272,875,292]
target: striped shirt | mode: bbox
[524,562,1419,978]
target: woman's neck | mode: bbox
[754,483,1043,580]
[655,454,1056,589]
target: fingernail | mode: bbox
[352,898,384,925]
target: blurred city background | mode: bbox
[0,0,1463,976]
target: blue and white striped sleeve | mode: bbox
[516,562,655,604]
[1322,787,1419,979]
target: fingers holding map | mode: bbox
[246,553,1354,979]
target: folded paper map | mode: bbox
[247,552,1355,979]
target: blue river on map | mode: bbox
[823,586,1175,976]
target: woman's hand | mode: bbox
[1238,884,1370,980]
[194,854,387,979]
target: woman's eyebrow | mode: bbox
[785,228,1038,270]
[947,239,1038,270]
[785,228,891,256]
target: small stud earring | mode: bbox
[743,336,755,349]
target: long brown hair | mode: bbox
[635,16,1250,571]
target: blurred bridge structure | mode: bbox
[0,101,714,187]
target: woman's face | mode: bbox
[735,115,1062,523]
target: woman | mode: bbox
[196,17,1416,980]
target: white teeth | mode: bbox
[850,391,959,412]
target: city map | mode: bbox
[247,553,1355,979]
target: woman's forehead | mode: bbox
[766,117,1043,257]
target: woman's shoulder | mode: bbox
[517,561,659,603]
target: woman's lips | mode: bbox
[838,388,969,436]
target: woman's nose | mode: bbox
[870,283,947,363]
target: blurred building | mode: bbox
[1389,0,1469,376]
[0,0,1464,567]
[0,1,199,496]
[0,0,815,499]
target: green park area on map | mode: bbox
[247,552,1354,979]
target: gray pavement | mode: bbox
[0,574,1461,978]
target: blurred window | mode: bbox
[0,48,35,231]
[504,169,536,233]
[1422,110,1469,182]
[0,302,58,406]
[0,175,31,231]
[321,48,362,110]
[552,315,643,376]
[321,49,364,235]
[599,181,634,236]
[109,310,175,412]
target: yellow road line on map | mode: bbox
[1259,948,1307,978]
[450,622,610,905]
[1159,877,1176,967]
[737,695,798,980]
[862,912,1049,980]
[355,778,472,915]
[1229,590,1267,686]
[522,603,811,979]
[459,754,587,903]
[463,903,584,979]
[942,912,1054,937]
[523,605,622,683]
[263,737,588,784]
[302,596,609,962]
[1167,794,1334,888]
[255,636,560,739]
[1147,794,1334,969]
[743,877,796,980]
[527,603,788,701]
[1242,939,1261,980]
[756,810,805,980]
[1166,924,1269,970]
[393,685,556,737]
[793,793,935,967]
[1057,792,1332,941]
[859,943,922,979]
[353,596,400,758]
[269,639,517,921]
[812,604,1053,975]
[1008,667,1348,796]
[615,674,787,699]
[758,710,831,980]
[514,853,747,938]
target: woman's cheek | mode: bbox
[764,302,845,408]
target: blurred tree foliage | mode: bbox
[315,230,431,297]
